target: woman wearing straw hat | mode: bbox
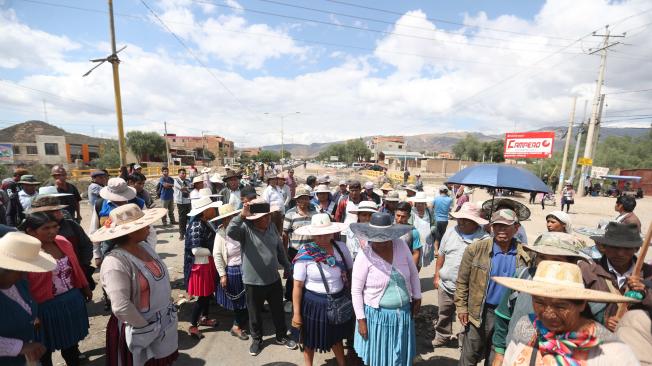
[0,232,56,365]
[350,212,422,366]
[91,204,178,366]
[291,213,351,366]
[313,184,338,218]
[184,195,222,338]
[20,213,92,366]
[494,260,640,365]
[212,204,249,341]
[189,176,205,200]
[342,201,377,260]
[409,191,435,268]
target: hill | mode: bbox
[0,120,106,145]
[261,127,649,158]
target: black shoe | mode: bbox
[276,336,298,350]
[249,340,262,356]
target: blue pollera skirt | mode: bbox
[39,288,89,350]
[354,303,416,366]
[215,265,247,310]
[301,289,352,352]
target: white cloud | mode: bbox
[1,0,651,148]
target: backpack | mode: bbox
[156,181,162,199]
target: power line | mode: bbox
[188,0,587,54]
[606,88,652,95]
[322,0,576,41]
[139,0,262,122]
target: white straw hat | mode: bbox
[0,232,56,272]
[409,191,430,203]
[100,178,136,202]
[193,188,221,199]
[294,213,348,236]
[348,201,378,214]
[493,261,640,303]
[37,186,73,198]
[245,198,280,220]
[210,204,242,222]
[313,184,331,194]
[209,173,223,183]
[187,196,222,217]
[89,204,167,242]
[192,176,204,184]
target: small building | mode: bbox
[437,151,454,159]
[368,136,405,162]
[619,169,652,196]
[165,133,234,166]
[380,150,425,170]
[239,147,261,157]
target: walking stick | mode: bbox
[614,222,652,319]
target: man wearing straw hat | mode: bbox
[17,175,41,211]
[455,208,530,366]
[433,202,490,348]
[227,199,297,356]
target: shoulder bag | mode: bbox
[316,260,354,325]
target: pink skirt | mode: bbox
[187,256,217,297]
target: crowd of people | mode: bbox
[0,164,650,366]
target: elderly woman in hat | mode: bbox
[291,214,351,366]
[20,213,92,366]
[491,232,588,365]
[409,191,436,267]
[350,212,422,366]
[212,204,249,340]
[495,260,640,365]
[433,202,490,347]
[0,232,56,365]
[92,204,178,366]
[313,184,337,218]
[184,195,222,338]
[342,201,377,259]
[189,176,204,200]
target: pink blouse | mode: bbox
[52,257,74,296]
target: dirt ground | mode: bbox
[53,163,652,365]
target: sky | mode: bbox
[1,0,651,148]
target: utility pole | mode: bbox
[280,115,285,163]
[558,96,577,194]
[578,25,624,196]
[570,100,589,183]
[108,0,128,166]
[42,99,48,123]
[591,94,606,160]
[164,121,171,166]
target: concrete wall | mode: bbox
[421,158,479,176]
[35,135,67,165]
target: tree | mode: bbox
[93,140,121,168]
[452,134,482,161]
[316,139,372,163]
[126,131,166,162]
[256,150,281,163]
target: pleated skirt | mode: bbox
[215,265,247,310]
[106,314,179,366]
[187,257,217,297]
[38,288,89,350]
[301,290,351,353]
[354,304,416,366]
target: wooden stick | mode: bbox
[615,222,652,319]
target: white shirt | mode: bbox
[263,185,285,213]
[607,259,634,289]
[293,242,353,294]
[343,200,359,225]
[189,189,202,200]
[18,190,37,211]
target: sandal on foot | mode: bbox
[199,317,218,327]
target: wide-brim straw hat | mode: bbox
[209,173,223,183]
[405,184,418,193]
[210,204,242,222]
[89,204,167,242]
[294,186,311,199]
[0,232,56,273]
[100,178,136,202]
[246,199,280,220]
[380,183,394,191]
[37,186,73,198]
[349,201,378,214]
[192,188,221,199]
[450,202,488,225]
[28,195,68,214]
[482,198,531,221]
[313,184,331,194]
[384,191,400,202]
[350,212,411,242]
[192,176,204,185]
[188,196,223,217]
[222,170,242,182]
[294,213,348,236]
[522,232,586,258]
[409,192,430,203]
[493,260,639,303]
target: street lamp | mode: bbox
[263,112,300,163]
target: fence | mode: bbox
[360,170,415,185]
[70,165,184,179]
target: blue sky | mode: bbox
[1,0,651,146]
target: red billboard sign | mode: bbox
[504,131,555,159]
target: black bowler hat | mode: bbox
[349,212,411,242]
[590,222,642,248]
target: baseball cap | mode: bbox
[491,209,517,226]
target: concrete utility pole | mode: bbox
[558,96,577,194]
[164,121,171,165]
[591,94,606,160]
[570,100,589,183]
[578,25,624,196]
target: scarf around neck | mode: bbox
[531,314,601,366]
[293,242,341,268]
